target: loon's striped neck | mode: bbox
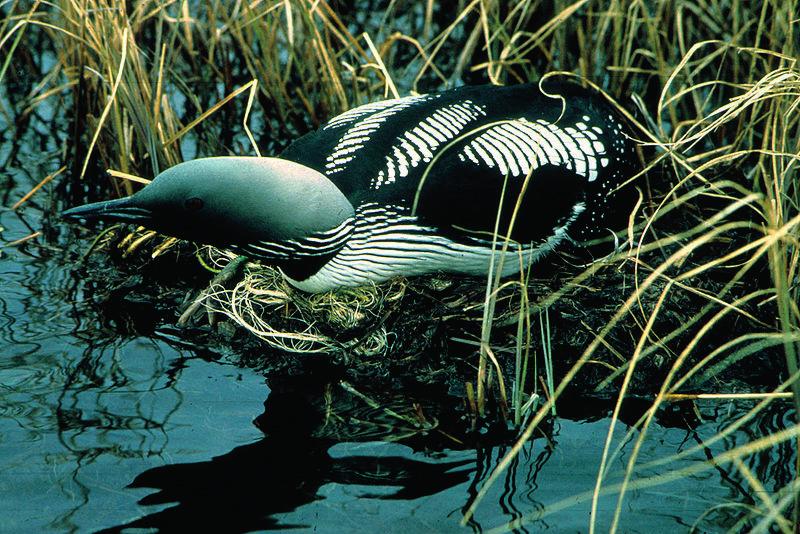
[229,217,354,280]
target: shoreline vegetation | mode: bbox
[3,0,799,530]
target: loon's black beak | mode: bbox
[63,197,153,225]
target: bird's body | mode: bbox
[65,81,639,293]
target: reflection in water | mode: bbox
[83,368,796,533]
[0,321,267,533]
[103,377,475,532]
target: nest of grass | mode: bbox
[199,247,408,355]
[90,224,572,360]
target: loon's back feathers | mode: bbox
[280,81,637,250]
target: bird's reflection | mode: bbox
[102,368,476,532]
[98,352,761,534]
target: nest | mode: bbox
[198,247,414,356]
[92,227,520,364]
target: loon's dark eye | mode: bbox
[185,197,204,211]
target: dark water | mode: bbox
[1,67,796,534]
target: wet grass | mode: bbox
[2,0,800,531]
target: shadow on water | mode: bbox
[100,369,478,533]
[81,354,796,534]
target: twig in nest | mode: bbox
[177,255,249,326]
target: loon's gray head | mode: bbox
[63,157,354,247]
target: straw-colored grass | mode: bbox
[3,0,799,531]
[196,246,407,354]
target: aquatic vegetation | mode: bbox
[2,0,799,531]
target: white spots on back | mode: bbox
[460,114,620,182]
[325,95,488,189]
[418,119,448,142]
[574,157,587,175]
[533,121,570,164]
[404,130,434,160]
[470,139,495,168]
[371,100,487,189]
[386,156,397,183]
[325,92,631,194]
[392,146,409,176]
[463,145,480,164]
[399,138,421,168]
[475,135,510,176]
[325,94,434,174]
[324,96,425,130]
[493,125,532,175]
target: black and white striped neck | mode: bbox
[229,217,354,280]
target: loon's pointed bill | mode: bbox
[64,80,640,292]
[63,197,153,224]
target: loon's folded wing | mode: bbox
[412,155,588,247]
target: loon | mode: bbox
[64,81,638,293]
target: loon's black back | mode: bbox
[280,81,638,248]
